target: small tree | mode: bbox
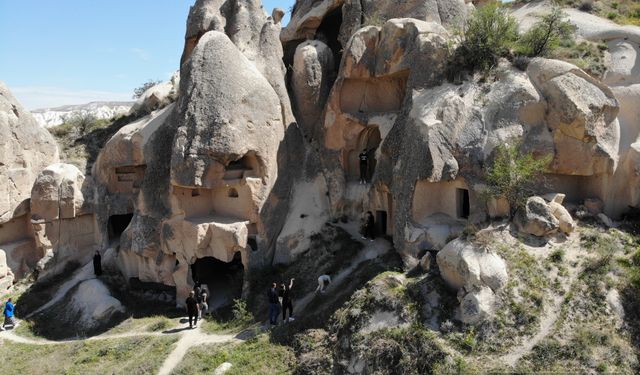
[456,2,519,72]
[132,79,161,99]
[516,7,575,57]
[485,142,552,215]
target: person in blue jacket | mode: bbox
[2,298,15,330]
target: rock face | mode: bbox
[30,163,97,281]
[0,81,59,281]
[0,250,14,293]
[436,238,508,324]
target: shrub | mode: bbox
[132,79,161,99]
[579,0,594,12]
[454,2,518,72]
[485,142,551,215]
[515,7,575,57]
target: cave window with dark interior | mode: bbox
[351,126,382,181]
[457,188,470,219]
[190,252,244,313]
[108,213,133,242]
[316,6,343,71]
[228,188,239,198]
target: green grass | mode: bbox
[0,336,178,375]
[172,334,295,375]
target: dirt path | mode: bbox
[498,236,584,367]
[156,325,237,375]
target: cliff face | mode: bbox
[2,0,639,311]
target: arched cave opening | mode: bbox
[349,126,382,181]
[191,252,244,312]
[108,213,133,242]
[316,6,343,71]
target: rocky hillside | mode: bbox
[1,0,640,373]
[31,101,133,128]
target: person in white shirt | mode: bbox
[316,274,332,293]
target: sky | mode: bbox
[0,0,294,110]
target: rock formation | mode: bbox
[0,82,59,281]
[2,0,640,331]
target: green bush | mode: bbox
[485,142,551,214]
[454,2,518,72]
[515,7,575,57]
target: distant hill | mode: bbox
[31,101,134,128]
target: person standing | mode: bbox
[280,278,295,323]
[2,298,15,330]
[316,274,332,293]
[363,211,375,241]
[93,251,102,276]
[268,282,280,326]
[200,292,209,318]
[185,291,199,329]
[194,286,203,319]
[359,149,369,184]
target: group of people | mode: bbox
[1,298,15,331]
[184,285,209,329]
[267,278,295,326]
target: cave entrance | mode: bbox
[316,6,343,71]
[457,188,470,219]
[191,252,244,311]
[108,214,133,242]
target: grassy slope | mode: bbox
[0,336,178,375]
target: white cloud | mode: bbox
[130,47,151,61]
[10,86,132,110]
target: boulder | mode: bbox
[31,163,86,221]
[292,40,335,133]
[515,196,560,237]
[459,286,497,325]
[436,238,508,292]
[548,201,576,234]
[419,252,431,272]
[70,279,125,329]
[129,72,179,115]
[527,58,620,176]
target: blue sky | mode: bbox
[0,0,294,109]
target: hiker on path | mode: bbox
[93,250,102,276]
[194,286,203,317]
[362,211,375,241]
[359,149,369,184]
[268,282,280,326]
[316,274,332,293]
[280,278,295,323]
[185,291,199,329]
[2,298,16,330]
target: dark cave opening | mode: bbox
[108,214,133,242]
[191,252,244,311]
[316,6,344,71]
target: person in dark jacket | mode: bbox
[280,278,295,323]
[359,149,369,184]
[93,251,102,276]
[268,282,280,326]
[363,211,375,241]
[185,291,199,329]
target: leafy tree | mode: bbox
[132,79,161,99]
[485,142,552,215]
[516,7,575,57]
[456,2,519,72]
